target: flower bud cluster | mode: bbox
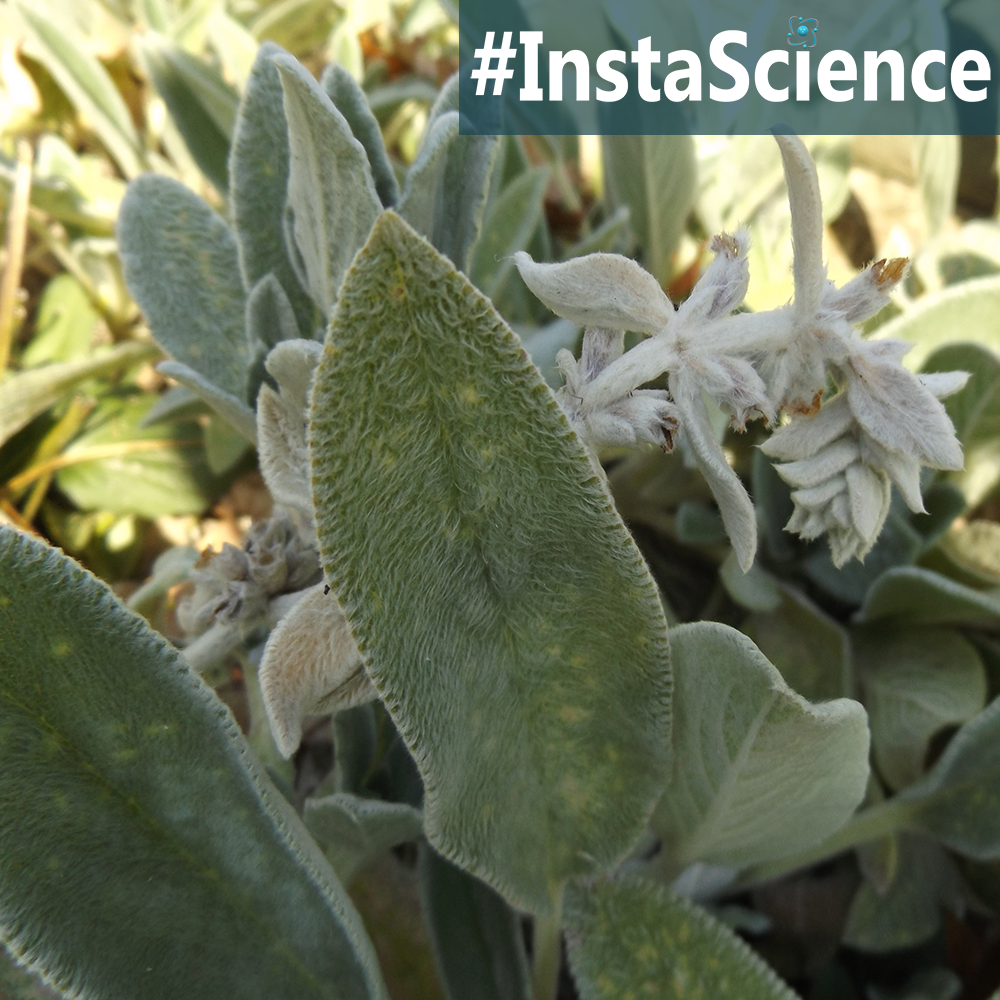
[515,132,969,570]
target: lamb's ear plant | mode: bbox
[5,39,1000,1000]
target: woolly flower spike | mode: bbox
[515,130,970,571]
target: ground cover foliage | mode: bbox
[2,2,1000,999]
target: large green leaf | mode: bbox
[923,342,1000,506]
[309,211,671,915]
[274,54,381,318]
[652,622,869,872]
[0,341,156,449]
[602,134,697,287]
[229,42,316,337]
[872,275,1000,369]
[14,1,144,178]
[419,845,531,1000]
[118,174,249,403]
[139,34,238,194]
[856,625,986,791]
[856,567,1000,627]
[564,877,800,1000]
[0,526,387,1000]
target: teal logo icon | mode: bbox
[787,16,818,48]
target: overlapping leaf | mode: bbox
[310,212,671,915]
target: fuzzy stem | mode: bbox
[532,889,564,1000]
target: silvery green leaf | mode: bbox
[871,275,1000,370]
[744,585,852,703]
[843,835,964,953]
[856,625,986,791]
[305,793,423,885]
[229,42,316,337]
[310,212,671,915]
[246,273,304,398]
[857,567,1000,626]
[0,526,387,1000]
[157,361,257,443]
[399,111,460,243]
[257,339,323,516]
[118,174,249,403]
[138,33,238,193]
[564,877,799,1000]
[471,167,550,300]
[274,53,381,318]
[514,251,673,335]
[320,62,398,209]
[652,622,869,872]
[913,135,959,237]
[564,205,631,259]
[420,845,531,1000]
[602,134,696,288]
[260,584,374,758]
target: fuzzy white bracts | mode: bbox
[515,132,968,570]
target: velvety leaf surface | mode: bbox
[310,212,671,915]
[653,622,869,871]
[275,54,381,318]
[156,361,257,442]
[872,275,1000,369]
[857,567,1000,627]
[139,34,238,193]
[564,877,800,1000]
[229,42,316,337]
[0,526,387,1000]
[419,845,531,1000]
[856,625,986,790]
[118,175,248,403]
[320,63,398,209]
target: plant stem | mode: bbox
[734,796,915,890]
[532,889,564,1000]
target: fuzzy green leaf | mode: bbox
[229,42,316,337]
[274,54,381,318]
[309,211,671,915]
[857,567,1000,627]
[602,135,697,287]
[320,63,398,209]
[564,877,800,1000]
[305,793,423,886]
[118,175,249,403]
[157,361,257,442]
[470,166,550,300]
[0,526,387,1000]
[420,845,531,1000]
[653,622,869,872]
[856,625,986,791]
[139,34,238,193]
[873,275,1000,369]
